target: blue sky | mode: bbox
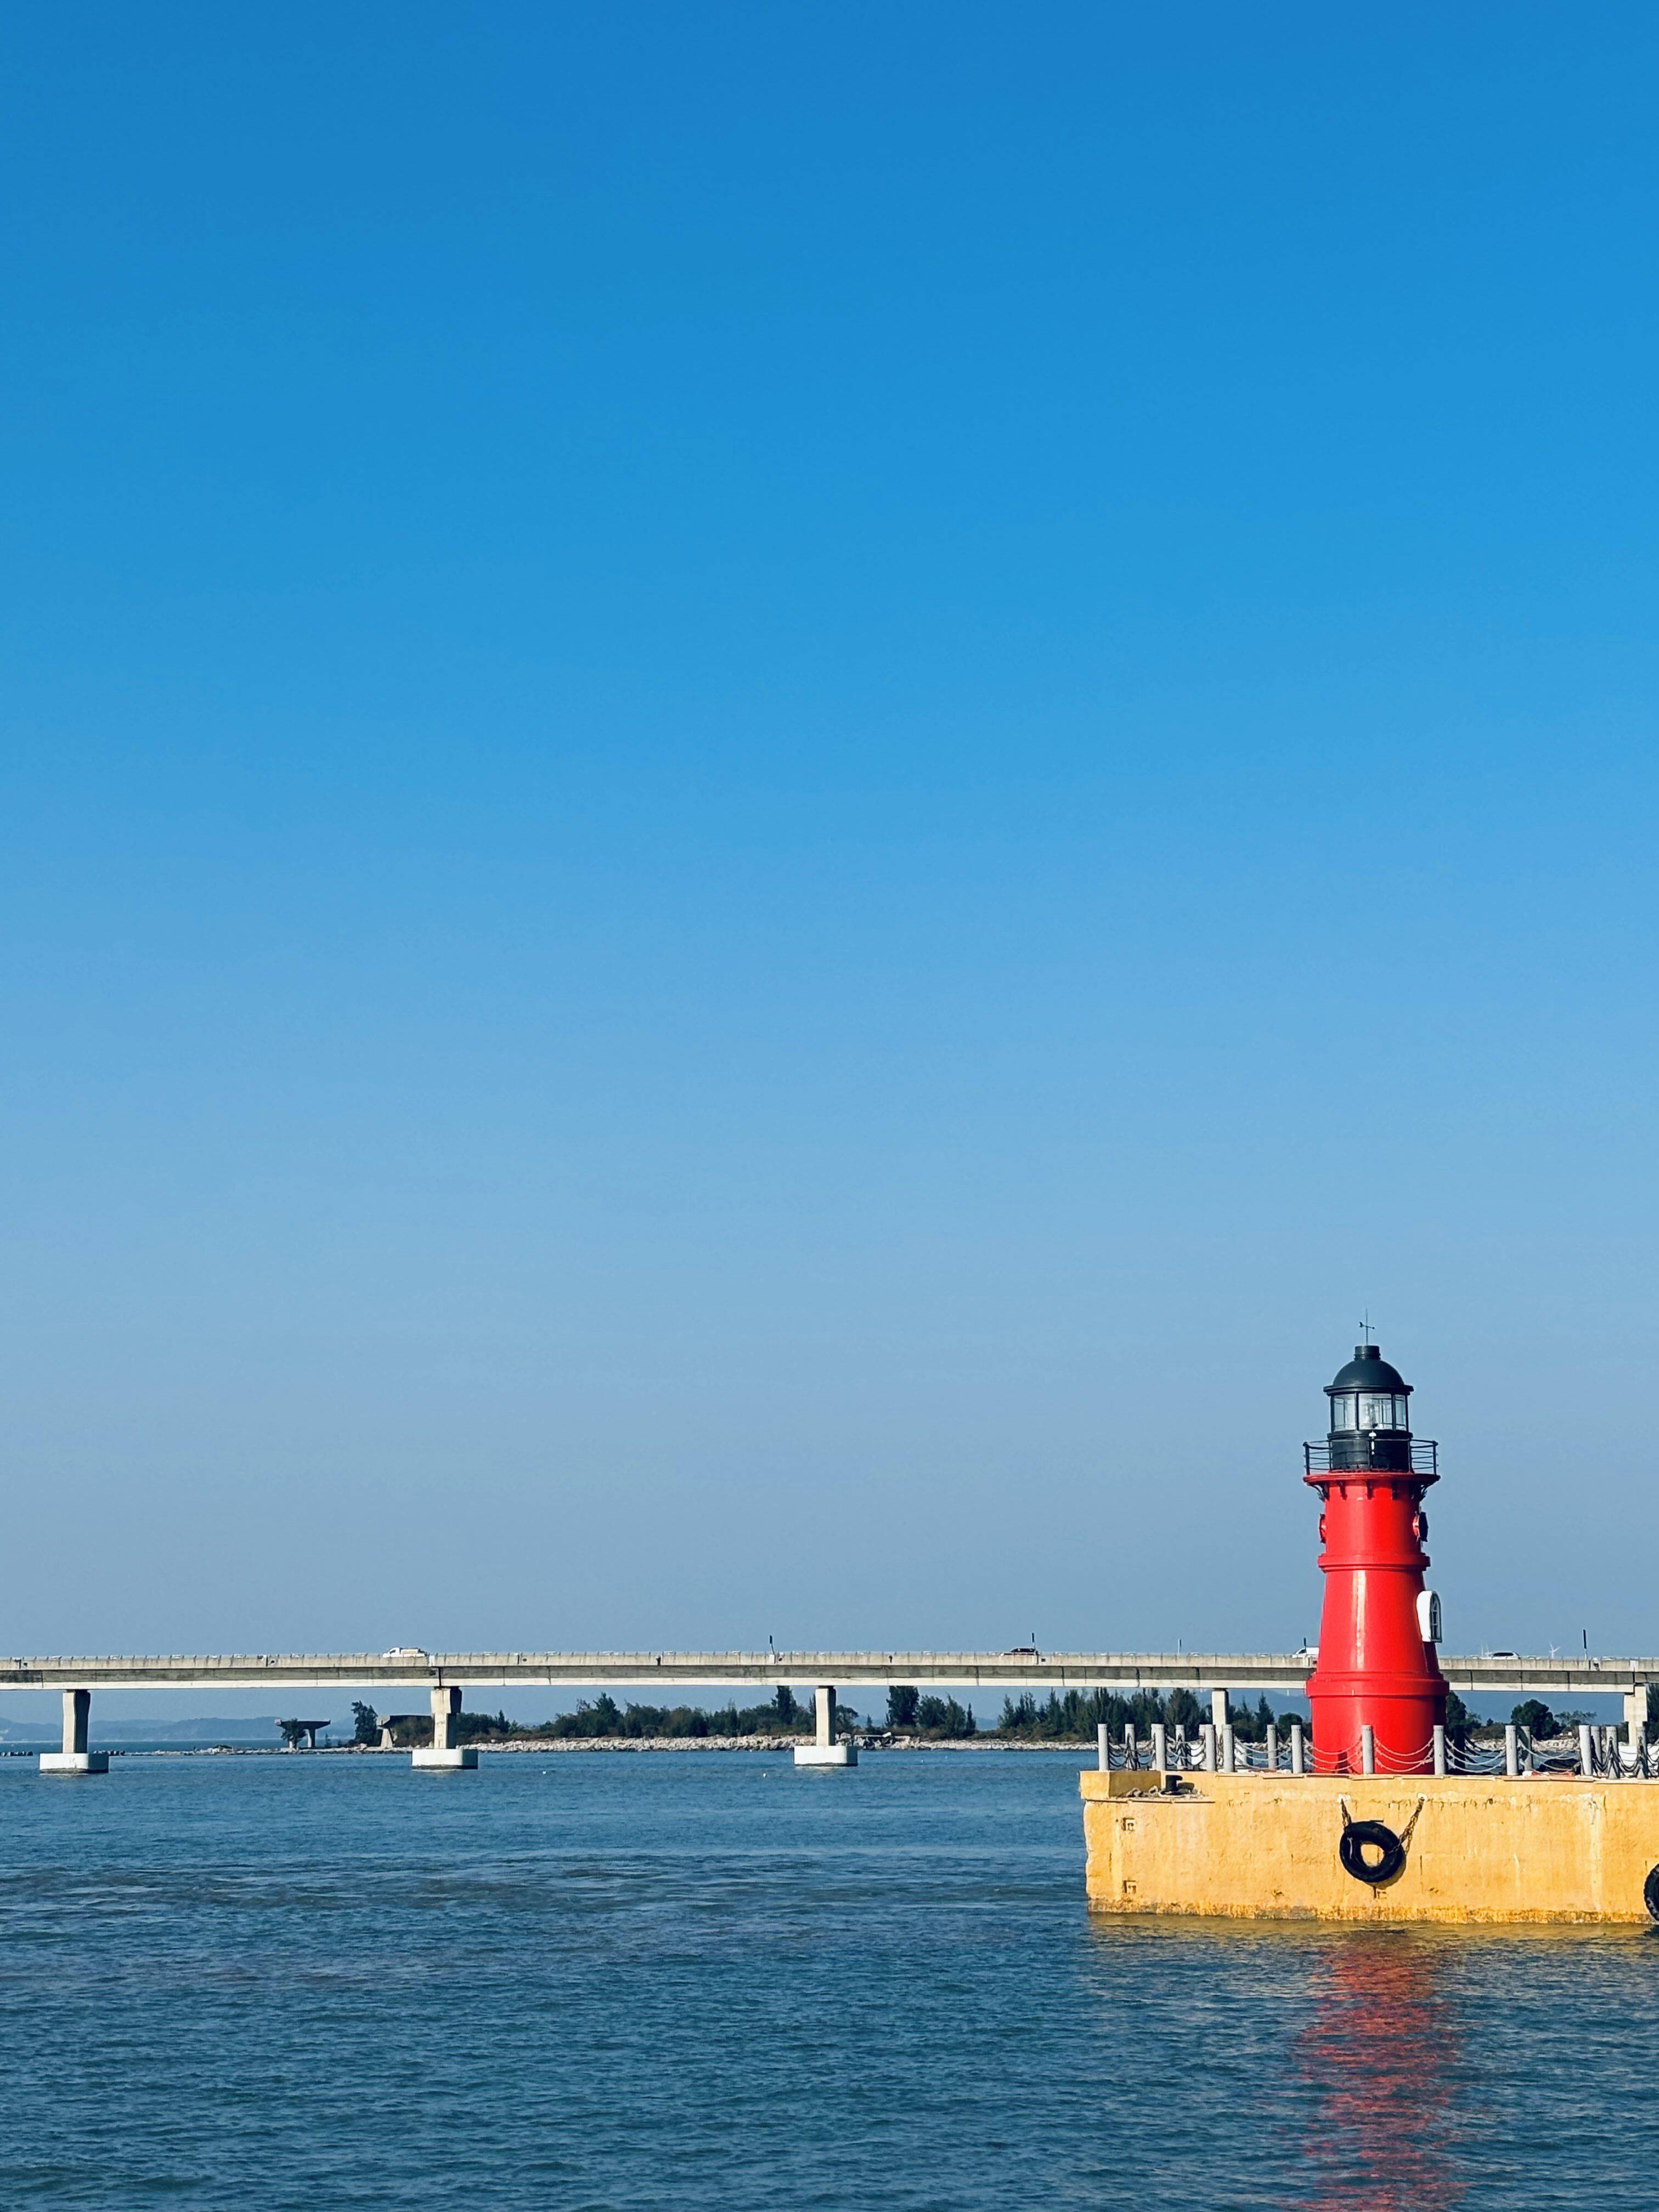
[3,6,1658,1677]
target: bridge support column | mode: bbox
[794,1683,856,1768]
[412,1685,478,1770]
[1624,1689,1647,1757]
[41,1689,108,1775]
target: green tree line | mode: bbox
[350,1688,851,1745]
[884,1686,976,1735]
[346,1686,1647,1753]
[994,1688,1284,1742]
[347,1684,1347,1748]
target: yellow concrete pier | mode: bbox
[1080,1769,1659,1923]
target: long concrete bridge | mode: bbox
[5,1647,1654,1696]
[13,1647,1658,1773]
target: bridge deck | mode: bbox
[0,1652,1650,1695]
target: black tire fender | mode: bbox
[1339,1819,1407,1886]
[1643,1864,1659,1923]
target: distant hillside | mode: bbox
[0,1716,287,1743]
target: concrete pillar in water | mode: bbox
[1504,1723,1520,1779]
[1361,1725,1376,1775]
[1433,1724,1447,1776]
[794,1683,856,1768]
[1210,1688,1228,1733]
[413,1684,478,1770]
[1150,1722,1168,1771]
[1289,1721,1305,1776]
[41,1688,108,1775]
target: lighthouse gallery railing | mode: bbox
[1303,1438,1439,1477]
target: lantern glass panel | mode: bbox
[1328,1393,1357,1431]
[1357,1391,1403,1429]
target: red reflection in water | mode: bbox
[1296,1938,1465,2211]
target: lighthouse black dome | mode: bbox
[1327,1344,1410,1396]
[1323,1342,1415,1472]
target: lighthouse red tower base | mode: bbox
[1304,1343,1446,1775]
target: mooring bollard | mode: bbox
[1265,1724,1278,1773]
[1578,1723,1594,1776]
[1433,1723,1446,1776]
[1221,1724,1235,1774]
[1199,1723,1216,1772]
[1289,1720,1305,1775]
[1505,1723,1520,1779]
[1151,1722,1168,1771]
[1097,1723,1109,1772]
[1360,1725,1375,1775]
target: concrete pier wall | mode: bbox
[1080,1769,1659,1922]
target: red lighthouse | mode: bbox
[1304,1342,1446,1775]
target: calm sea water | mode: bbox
[2,1748,1657,2210]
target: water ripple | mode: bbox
[0,1752,1653,2208]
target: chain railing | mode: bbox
[1095,1724,1658,1779]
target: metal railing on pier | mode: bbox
[1094,1725,1659,1781]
